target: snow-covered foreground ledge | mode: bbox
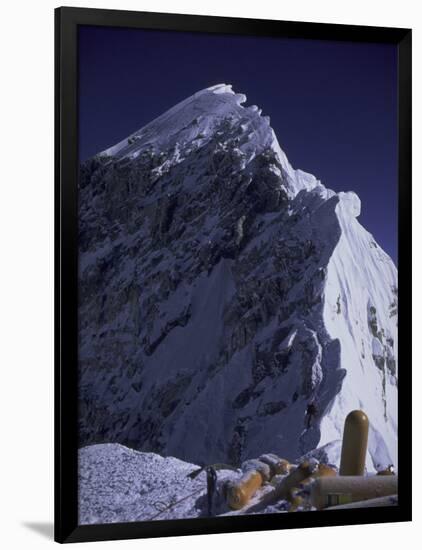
[78,443,240,524]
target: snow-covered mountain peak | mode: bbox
[102,83,250,157]
[79,86,397,472]
[99,83,312,196]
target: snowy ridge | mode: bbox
[101,84,315,197]
[78,84,397,472]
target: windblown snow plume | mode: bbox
[78,84,397,471]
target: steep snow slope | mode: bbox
[319,193,398,469]
[78,84,397,470]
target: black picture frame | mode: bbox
[55,6,412,544]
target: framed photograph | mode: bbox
[55,6,412,543]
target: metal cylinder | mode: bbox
[311,475,398,510]
[325,494,398,509]
[339,410,369,476]
[259,454,292,476]
[275,459,293,476]
[271,461,315,501]
[376,465,395,476]
[236,461,315,514]
[227,470,263,510]
[299,463,337,489]
[288,493,303,512]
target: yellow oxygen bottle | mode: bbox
[339,410,369,476]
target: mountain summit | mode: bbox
[78,84,398,471]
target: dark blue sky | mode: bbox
[79,26,398,263]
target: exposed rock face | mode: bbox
[78,84,397,469]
